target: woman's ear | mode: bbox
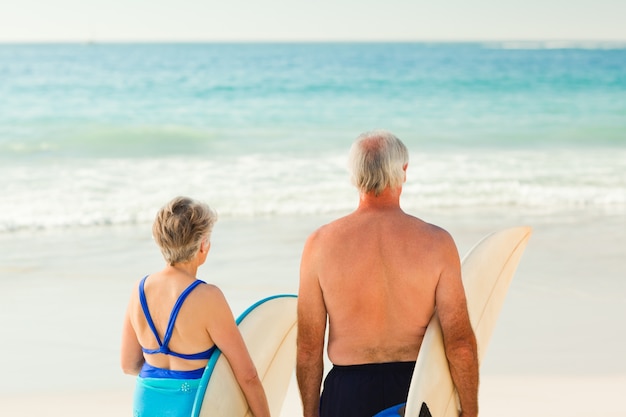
[201,239,211,254]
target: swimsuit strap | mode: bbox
[161,279,205,348]
[139,276,205,355]
[139,275,163,348]
[168,344,216,360]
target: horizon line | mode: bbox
[1,38,626,45]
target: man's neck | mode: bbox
[357,187,402,211]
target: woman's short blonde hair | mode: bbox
[152,196,218,265]
[348,130,409,196]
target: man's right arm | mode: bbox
[435,232,479,417]
[296,233,327,417]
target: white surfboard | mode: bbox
[191,294,298,417]
[402,226,533,417]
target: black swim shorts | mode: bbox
[319,361,415,417]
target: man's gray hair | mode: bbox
[348,130,409,196]
[152,196,218,265]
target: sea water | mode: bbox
[1,42,625,232]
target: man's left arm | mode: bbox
[436,231,479,417]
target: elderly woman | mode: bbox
[121,196,270,417]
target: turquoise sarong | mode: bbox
[133,376,201,417]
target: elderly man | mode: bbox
[296,130,478,417]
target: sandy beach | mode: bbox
[1,208,625,416]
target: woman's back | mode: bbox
[130,271,216,372]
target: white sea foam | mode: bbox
[485,41,626,50]
[1,149,624,232]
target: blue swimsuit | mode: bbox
[133,276,216,417]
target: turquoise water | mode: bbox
[1,43,625,230]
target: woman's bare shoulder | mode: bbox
[195,281,224,298]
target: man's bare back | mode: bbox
[311,204,456,365]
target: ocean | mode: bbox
[1,42,625,231]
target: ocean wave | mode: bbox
[484,41,626,50]
[1,149,624,232]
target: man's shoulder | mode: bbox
[401,216,457,254]
[423,220,453,238]
[304,213,357,245]
[308,217,344,240]
[404,214,451,235]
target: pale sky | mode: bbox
[1,0,625,42]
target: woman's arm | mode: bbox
[120,299,145,376]
[205,286,271,417]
